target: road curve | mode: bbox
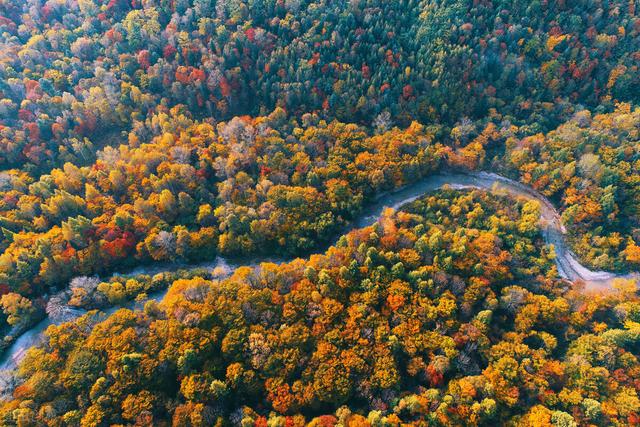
[351,171,639,290]
[0,171,637,376]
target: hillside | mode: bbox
[1,0,640,425]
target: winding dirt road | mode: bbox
[353,171,639,290]
[1,171,637,375]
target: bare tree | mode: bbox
[46,292,84,323]
[154,231,177,259]
[68,276,102,308]
[0,369,20,397]
[373,111,392,134]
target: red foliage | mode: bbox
[254,417,268,427]
[219,77,231,97]
[195,168,209,179]
[23,144,45,164]
[137,50,151,69]
[190,69,206,82]
[362,64,371,79]
[246,27,256,42]
[105,28,122,42]
[312,415,338,427]
[309,52,321,66]
[18,109,35,122]
[427,364,444,386]
[163,44,177,59]
[101,231,136,259]
[402,84,414,99]
[25,80,42,101]
[260,165,272,178]
[102,226,123,242]
[41,4,52,20]
[613,368,630,383]
[24,122,40,142]
[175,66,190,84]
[61,244,77,260]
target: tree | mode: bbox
[0,293,37,326]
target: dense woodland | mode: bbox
[0,111,445,336]
[2,0,640,176]
[498,104,640,271]
[3,190,640,425]
[1,0,640,425]
[1,191,640,425]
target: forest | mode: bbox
[3,190,640,425]
[1,0,640,425]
